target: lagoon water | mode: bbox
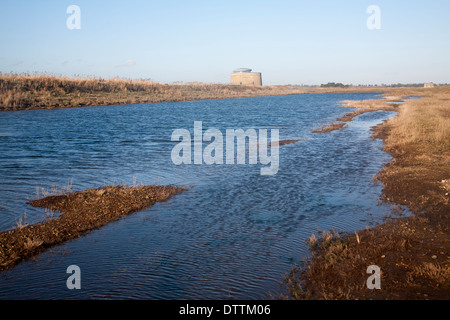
[0,93,400,299]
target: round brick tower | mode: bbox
[230,68,262,86]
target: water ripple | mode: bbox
[0,93,405,299]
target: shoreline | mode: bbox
[0,184,188,272]
[285,86,449,299]
[1,79,448,299]
[0,73,393,112]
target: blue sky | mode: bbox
[1,0,449,85]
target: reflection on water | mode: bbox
[0,93,403,299]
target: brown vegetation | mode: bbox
[0,73,385,111]
[311,122,347,133]
[0,184,188,271]
[312,95,403,133]
[285,85,450,300]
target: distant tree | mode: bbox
[320,82,349,88]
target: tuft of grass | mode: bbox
[35,178,73,199]
[308,234,318,249]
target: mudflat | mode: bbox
[0,184,188,271]
[286,86,450,300]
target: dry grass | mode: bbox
[337,109,370,122]
[277,139,301,146]
[313,95,400,133]
[375,86,450,212]
[15,211,28,229]
[23,238,44,251]
[408,262,450,285]
[311,122,347,133]
[340,99,390,109]
[285,86,450,300]
[383,97,450,147]
[0,73,391,111]
[0,73,300,110]
[286,215,449,300]
[338,86,450,149]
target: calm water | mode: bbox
[0,93,402,299]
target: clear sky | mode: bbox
[1,0,449,85]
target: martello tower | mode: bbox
[230,68,262,87]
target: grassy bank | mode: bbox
[286,86,450,299]
[0,184,188,271]
[311,95,402,133]
[0,73,385,111]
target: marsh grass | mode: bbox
[0,73,304,110]
[384,97,450,147]
[23,238,43,251]
[311,122,347,133]
[0,183,188,271]
[35,178,73,199]
[0,73,391,111]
